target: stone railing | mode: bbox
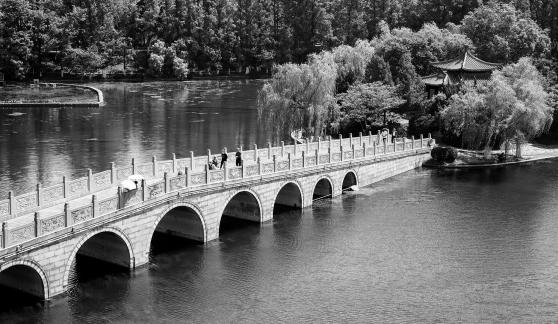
[0,132,433,249]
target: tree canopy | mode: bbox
[441,58,553,151]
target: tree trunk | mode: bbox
[515,137,522,158]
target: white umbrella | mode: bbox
[120,179,137,191]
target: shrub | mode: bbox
[431,146,458,163]
[445,147,458,163]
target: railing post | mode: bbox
[315,149,319,165]
[420,134,424,148]
[36,184,41,207]
[268,142,272,160]
[87,169,93,192]
[141,179,147,201]
[131,158,136,174]
[92,195,98,218]
[352,144,356,159]
[288,153,292,170]
[411,136,415,149]
[302,151,306,168]
[185,167,190,187]
[363,143,367,156]
[164,172,169,193]
[340,145,344,161]
[318,137,321,152]
[393,139,397,152]
[281,141,285,156]
[359,132,363,146]
[190,151,195,170]
[117,187,123,209]
[205,164,210,184]
[328,147,332,162]
[8,191,14,216]
[172,153,177,174]
[110,162,116,184]
[254,144,258,161]
[339,134,343,150]
[373,142,377,156]
[369,131,373,146]
[2,222,8,248]
[257,157,262,175]
[377,130,381,144]
[428,133,432,140]
[64,202,72,226]
[152,156,157,177]
[35,212,41,237]
[273,155,277,172]
[294,140,297,156]
[207,149,212,165]
[349,133,353,147]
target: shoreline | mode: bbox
[0,83,103,108]
[424,144,558,169]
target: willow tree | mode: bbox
[257,52,337,141]
[332,40,375,93]
[441,58,552,157]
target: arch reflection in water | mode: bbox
[219,191,262,236]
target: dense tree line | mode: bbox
[258,2,557,146]
[1,0,557,80]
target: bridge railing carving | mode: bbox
[0,132,433,249]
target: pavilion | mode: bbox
[423,51,502,97]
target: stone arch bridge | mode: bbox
[0,132,433,301]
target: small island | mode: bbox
[0,83,103,107]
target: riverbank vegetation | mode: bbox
[257,2,558,152]
[1,0,557,82]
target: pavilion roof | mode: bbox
[431,51,502,72]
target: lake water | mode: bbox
[1,81,558,322]
[0,80,268,197]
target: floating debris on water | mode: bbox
[190,120,205,123]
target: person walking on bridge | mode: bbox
[236,149,242,166]
[220,150,228,169]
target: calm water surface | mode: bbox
[0,80,268,196]
[1,82,558,322]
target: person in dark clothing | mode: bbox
[220,150,228,169]
[235,149,242,166]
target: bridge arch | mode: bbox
[0,260,49,300]
[273,181,304,212]
[219,189,263,234]
[342,170,358,191]
[63,227,134,288]
[148,202,207,246]
[312,176,334,200]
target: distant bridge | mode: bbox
[0,132,433,300]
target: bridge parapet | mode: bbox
[0,132,433,250]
